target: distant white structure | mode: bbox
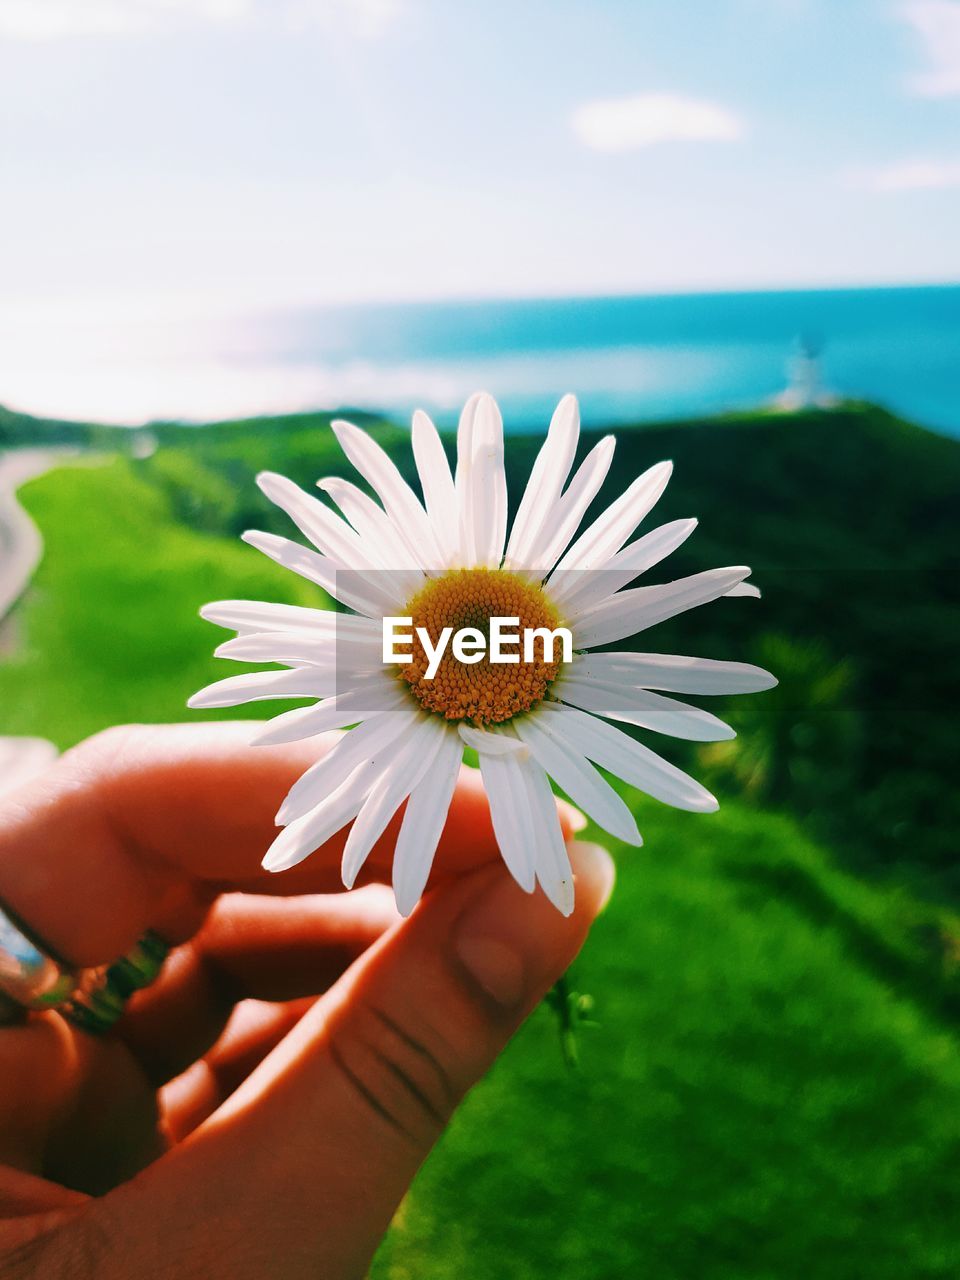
[131,429,158,460]
[774,334,837,411]
[0,450,55,621]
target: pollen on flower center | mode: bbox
[397,568,565,724]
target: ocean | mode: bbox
[5,285,959,434]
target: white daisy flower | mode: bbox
[189,392,776,916]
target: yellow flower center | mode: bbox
[398,568,565,725]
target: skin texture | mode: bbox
[0,723,613,1279]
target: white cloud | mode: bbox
[901,0,960,96]
[571,93,744,153]
[851,157,960,191]
[0,0,241,38]
[288,0,400,36]
[0,0,401,41]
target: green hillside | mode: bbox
[2,406,959,1276]
[0,460,324,743]
[378,801,960,1280]
[111,401,960,894]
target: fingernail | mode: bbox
[558,799,588,834]
[454,841,616,1009]
[579,839,617,913]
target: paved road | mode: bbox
[0,448,73,622]
[0,449,69,783]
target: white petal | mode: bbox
[513,713,641,846]
[478,749,537,893]
[341,717,447,888]
[257,471,385,572]
[188,668,333,709]
[725,581,761,598]
[277,708,420,825]
[554,676,736,742]
[503,393,580,570]
[573,566,750,649]
[213,631,325,664]
[251,681,409,746]
[471,393,509,568]
[537,702,718,814]
[522,436,617,574]
[214,628,381,667]
[316,476,389,544]
[552,460,673,576]
[241,530,335,592]
[209,607,382,642]
[411,409,459,564]
[316,477,427,591]
[201,599,349,635]
[452,392,481,564]
[455,392,507,568]
[548,518,697,613]
[331,418,445,569]
[262,765,375,872]
[520,757,575,915]
[458,723,530,757]
[240,530,397,616]
[569,652,779,695]
[392,729,463,915]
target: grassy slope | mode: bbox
[378,803,960,1280]
[3,454,960,1275]
[129,403,960,890]
[0,459,322,744]
[506,406,960,887]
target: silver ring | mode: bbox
[0,902,76,1011]
[0,901,169,1035]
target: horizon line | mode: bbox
[1,276,958,322]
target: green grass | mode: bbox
[0,457,322,744]
[4,452,960,1275]
[376,804,960,1279]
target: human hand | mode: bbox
[0,723,613,1279]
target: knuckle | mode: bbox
[327,1001,461,1146]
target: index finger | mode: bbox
[0,723,564,968]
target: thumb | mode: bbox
[92,840,614,1280]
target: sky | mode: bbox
[1,0,959,423]
[1,0,959,312]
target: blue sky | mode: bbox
[1,0,959,309]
